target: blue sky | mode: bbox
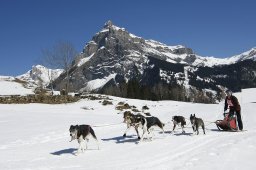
[1,0,256,76]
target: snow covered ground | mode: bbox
[0,89,255,170]
[0,78,34,96]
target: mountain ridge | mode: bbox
[51,21,256,103]
[78,21,256,67]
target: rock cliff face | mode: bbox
[53,21,256,103]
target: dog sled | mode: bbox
[215,112,238,131]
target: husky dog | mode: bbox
[123,111,144,139]
[139,116,165,141]
[172,115,186,133]
[123,111,165,141]
[69,125,99,154]
[190,114,205,135]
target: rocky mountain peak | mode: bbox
[249,47,256,58]
[82,21,142,58]
[79,21,256,69]
[53,21,256,103]
[104,20,113,28]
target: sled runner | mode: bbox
[215,113,238,131]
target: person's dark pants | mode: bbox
[230,108,243,130]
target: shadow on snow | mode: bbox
[51,148,77,156]
[101,135,139,144]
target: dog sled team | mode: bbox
[69,112,206,155]
[122,111,205,139]
[69,90,243,155]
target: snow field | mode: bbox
[0,90,255,170]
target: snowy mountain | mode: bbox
[0,65,63,96]
[53,21,256,102]
[0,88,255,170]
[17,65,64,88]
[181,47,256,67]
[77,21,256,68]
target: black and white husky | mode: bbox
[172,115,186,133]
[140,116,165,142]
[190,114,205,135]
[69,125,99,154]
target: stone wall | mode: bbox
[0,95,79,104]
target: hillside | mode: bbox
[0,76,34,96]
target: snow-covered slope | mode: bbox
[0,76,34,96]
[197,47,256,67]
[142,39,256,67]
[0,88,255,170]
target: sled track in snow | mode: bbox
[138,130,251,169]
